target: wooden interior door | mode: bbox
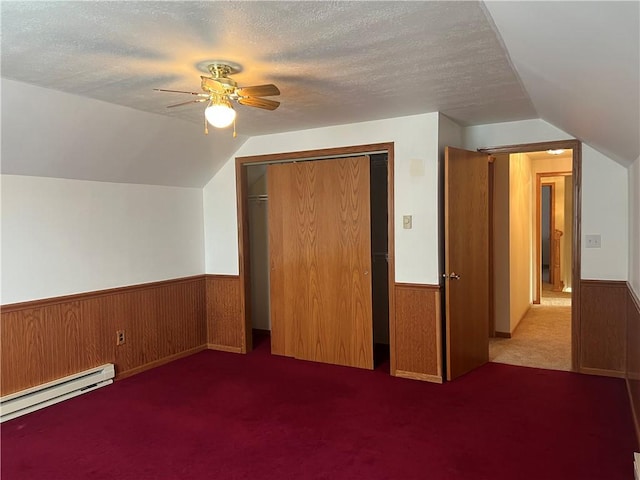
[268,156,374,369]
[444,147,489,380]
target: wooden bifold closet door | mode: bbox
[268,156,374,369]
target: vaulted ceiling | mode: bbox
[1,1,638,187]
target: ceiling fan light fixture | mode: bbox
[156,61,279,135]
[205,98,236,128]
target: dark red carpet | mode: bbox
[2,336,637,479]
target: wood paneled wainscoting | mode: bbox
[579,280,628,378]
[1,276,207,396]
[205,275,244,353]
[626,284,640,445]
[393,283,442,383]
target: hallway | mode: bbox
[489,286,571,371]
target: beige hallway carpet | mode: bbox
[489,286,571,371]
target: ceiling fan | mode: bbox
[155,62,280,136]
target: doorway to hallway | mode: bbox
[487,147,575,372]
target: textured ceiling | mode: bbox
[1,1,536,137]
[1,1,637,188]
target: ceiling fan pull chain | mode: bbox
[204,116,209,135]
[233,117,237,138]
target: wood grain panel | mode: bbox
[393,283,442,383]
[579,280,627,376]
[292,161,314,361]
[316,157,372,369]
[206,275,243,352]
[0,275,206,313]
[267,163,294,357]
[235,163,253,353]
[156,281,206,359]
[2,308,50,394]
[1,276,207,396]
[269,157,373,369]
[0,302,112,395]
[81,295,118,370]
[444,147,489,380]
[626,284,640,445]
[115,289,159,372]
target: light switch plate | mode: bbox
[585,234,601,248]
[403,215,412,229]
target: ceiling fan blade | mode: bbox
[237,97,280,111]
[200,76,225,93]
[236,84,280,97]
[154,88,208,97]
[166,98,209,108]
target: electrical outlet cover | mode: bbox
[585,234,601,248]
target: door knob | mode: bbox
[443,272,461,280]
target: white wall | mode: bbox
[3,115,630,304]
[541,186,551,264]
[530,156,573,174]
[438,114,464,155]
[563,175,573,290]
[203,158,239,275]
[465,119,629,281]
[1,175,205,304]
[493,154,511,333]
[463,119,568,150]
[204,113,441,284]
[509,153,532,331]
[630,156,640,296]
[204,116,629,286]
[580,145,628,279]
[1,79,242,188]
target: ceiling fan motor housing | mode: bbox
[201,64,238,95]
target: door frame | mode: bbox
[535,172,572,303]
[479,140,581,371]
[235,142,396,370]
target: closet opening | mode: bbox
[236,143,395,373]
[370,153,390,370]
[245,164,271,351]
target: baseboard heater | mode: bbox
[0,363,115,423]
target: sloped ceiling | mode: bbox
[484,1,639,167]
[0,1,637,187]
